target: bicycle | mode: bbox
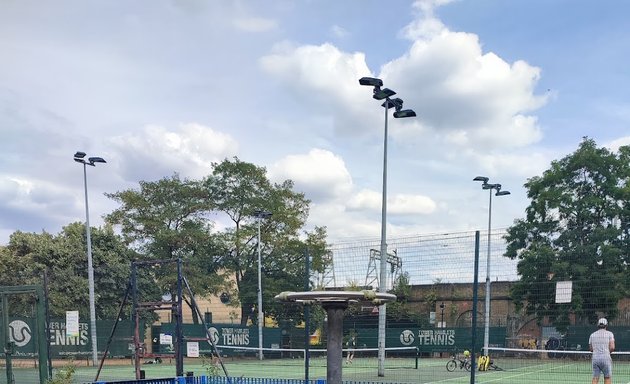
[446,355,471,372]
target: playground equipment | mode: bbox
[96,258,228,382]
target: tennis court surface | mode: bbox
[53,346,629,384]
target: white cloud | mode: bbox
[307,202,380,240]
[6,0,615,249]
[261,14,547,151]
[608,136,630,152]
[260,43,369,99]
[268,148,353,202]
[402,12,447,40]
[346,189,380,211]
[0,175,78,230]
[330,25,349,39]
[413,0,457,15]
[467,150,550,180]
[0,177,33,204]
[108,123,238,181]
[347,189,436,215]
[233,17,277,32]
[402,0,457,40]
[260,43,377,136]
[382,32,546,150]
[389,194,437,215]
[258,11,550,241]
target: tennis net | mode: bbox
[209,344,418,369]
[485,347,630,382]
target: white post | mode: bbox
[257,216,264,360]
[377,104,389,377]
[82,163,99,366]
[483,189,493,356]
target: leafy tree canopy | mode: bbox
[0,223,138,319]
[504,138,630,331]
[203,157,329,325]
[103,158,329,325]
[2,158,329,327]
[105,174,225,304]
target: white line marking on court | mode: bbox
[475,362,584,384]
[427,361,583,384]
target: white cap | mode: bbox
[598,318,608,326]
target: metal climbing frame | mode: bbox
[95,259,229,382]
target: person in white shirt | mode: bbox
[589,318,615,384]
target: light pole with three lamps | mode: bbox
[73,151,106,366]
[254,209,272,360]
[359,77,416,376]
[473,176,510,356]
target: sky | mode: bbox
[1,0,629,246]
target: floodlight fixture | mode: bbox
[74,151,87,159]
[382,98,403,110]
[359,77,383,87]
[393,109,416,118]
[473,176,489,183]
[373,88,396,100]
[483,183,500,190]
[496,190,511,196]
[88,157,107,166]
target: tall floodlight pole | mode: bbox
[254,209,272,360]
[73,151,106,366]
[360,77,416,376]
[473,176,510,356]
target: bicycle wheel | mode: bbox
[446,360,458,372]
[464,361,472,371]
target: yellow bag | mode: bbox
[477,355,490,371]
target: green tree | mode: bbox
[105,174,226,310]
[385,272,420,322]
[204,157,328,325]
[504,138,630,331]
[0,223,136,318]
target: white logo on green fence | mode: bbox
[400,329,415,346]
[49,321,89,346]
[9,320,32,347]
[208,327,220,345]
[418,329,455,346]
[221,327,250,346]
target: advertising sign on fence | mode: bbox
[151,323,282,356]
[341,326,507,353]
[187,342,200,357]
[65,311,80,337]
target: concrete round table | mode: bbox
[275,290,396,384]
